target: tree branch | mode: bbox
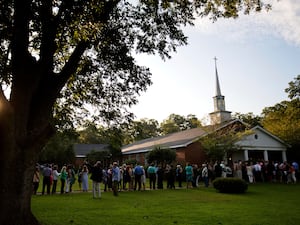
[55,41,89,89]
[39,0,57,70]
[11,0,31,71]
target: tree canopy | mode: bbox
[232,112,262,127]
[262,75,300,159]
[201,122,251,162]
[285,75,300,100]
[124,118,160,143]
[160,113,202,135]
[146,146,176,167]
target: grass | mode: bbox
[32,182,300,225]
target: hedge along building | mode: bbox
[121,59,288,165]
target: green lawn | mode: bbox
[32,182,300,225]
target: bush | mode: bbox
[212,177,248,193]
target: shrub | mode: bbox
[212,177,248,193]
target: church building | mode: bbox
[121,59,288,165]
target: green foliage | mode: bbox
[232,112,262,127]
[146,146,176,166]
[285,75,300,100]
[86,150,110,165]
[77,122,123,161]
[124,118,160,144]
[160,114,202,135]
[201,123,251,161]
[212,177,248,193]
[39,131,77,166]
[77,123,104,144]
[262,100,300,144]
[261,75,300,159]
[0,1,273,224]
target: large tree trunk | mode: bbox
[0,91,54,225]
[0,156,40,225]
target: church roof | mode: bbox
[122,119,242,155]
[122,127,207,155]
[74,144,110,158]
[121,119,288,155]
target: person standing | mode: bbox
[123,165,131,190]
[147,163,157,190]
[65,164,75,193]
[107,165,113,192]
[42,164,52,195]
[141,166,146,191]
[81,165,89,192]
[246,162,254,183]
[176,164,183,188]
[166,165,175,189]
[90,161,103,198]
[202,164,209,187]
[33,166,40,195]
[234,161,243,179]
[157,165,164,189]
[112,162,121,196]
[134,163,143,191]
[185,163,193,189]
[51,165,60,194]
[214,161,222,179]
[292,161,299,180]
[60,166,67,194]
[77,166,82,191]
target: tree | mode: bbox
[124,118,160,144]
[78,122,124,162]
[0,1,271,224]
[39,130,78,166]
[232,112,262,127]
[201,122,251,162]
[86,150,111,167]
[77,123,104,144]
[146,146,176,167]
[160,113,202,135]
[262,75,300,160]
[285,75,300,100]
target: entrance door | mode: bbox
[248,150,264,162]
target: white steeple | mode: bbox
[209,57,231,125]
[215,57,222,97]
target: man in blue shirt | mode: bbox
[41,164,52,195]
[134,164,144,191]
[112,162,120,196]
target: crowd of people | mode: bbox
[33,159,299,197]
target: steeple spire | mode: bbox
[214,57,222,96]
[209,57,232,125]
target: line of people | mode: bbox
[33,159,299,197]
[34,163,82,195]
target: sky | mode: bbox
[130,0,300,124]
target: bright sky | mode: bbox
[130,0,300,124]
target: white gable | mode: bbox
[235,127,287,151]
